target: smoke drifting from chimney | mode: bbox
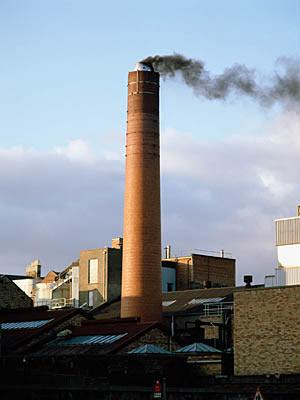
[142,54,300,105]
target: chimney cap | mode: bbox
[135,62,154,72]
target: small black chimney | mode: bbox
[244,275,253,288]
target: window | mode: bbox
[88,290,94,307]
[88,259,98,284]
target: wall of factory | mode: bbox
[107,247,122,301]
[162,267,176,292]
[275,217,300,246]
[34,282,53,306]
[277,244,300,267]
[79,248,107,307]
[234,285,300,375]
[13,278,34,298]
[175,255,235,290]
[79,247,122,308]
[192,255,235,288]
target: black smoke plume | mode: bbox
[142,54,300,105]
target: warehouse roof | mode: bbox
[128,344,172,354]
[93,286,236,320]
[31,320,167,356]
[176,342,221,354]
[0,306,88,354]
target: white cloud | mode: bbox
[0,111,299,285]
[160,109,300,283]
[54,139,96,163]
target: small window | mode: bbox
[88,259,98,284]
[88,290,94,307]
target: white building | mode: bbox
[265,206,300,287]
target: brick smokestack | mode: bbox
[121,62,162,322]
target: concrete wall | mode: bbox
[79,248,107,307]
[79,247,122,308]
[278,243,300,267]
[234,285,300,375]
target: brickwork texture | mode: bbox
[234,285,300,375]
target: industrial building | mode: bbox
[265,205,300,287]
[1,61,300,399]
[162,253,235,291]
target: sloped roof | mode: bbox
[128,344,172,354]
[162,287,234,314]
[176,342,221,354]
[93,287,236,320]
[0,306,88,354]
[4,274,34,280]
[32,320,165,356]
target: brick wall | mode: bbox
[175,258,191,290]
[234,285,300,375]
[0,276,32,309]
[175,255,235,290]
[192,255,235,288]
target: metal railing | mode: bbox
[202,302,233,317]
[35,298,75,309]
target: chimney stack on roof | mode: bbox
[121,62,162,322]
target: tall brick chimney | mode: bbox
[121,62,162,322]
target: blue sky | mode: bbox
[0,1,299,281]
[0,0,299,149]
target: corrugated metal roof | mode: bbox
[176,342,221,354]
[188,297,225,305]
[162,300,176,307]
[1,319,54,330]
[92,287,236,320]
[57,333,128,346]
[128,344,172,354]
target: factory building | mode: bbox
[1,61,300,398]
[162,253,235,292]
[265,205,300,287]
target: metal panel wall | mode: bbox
[276,217,300,246]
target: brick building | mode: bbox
[234,284,300,375]
[162,253,235,291]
